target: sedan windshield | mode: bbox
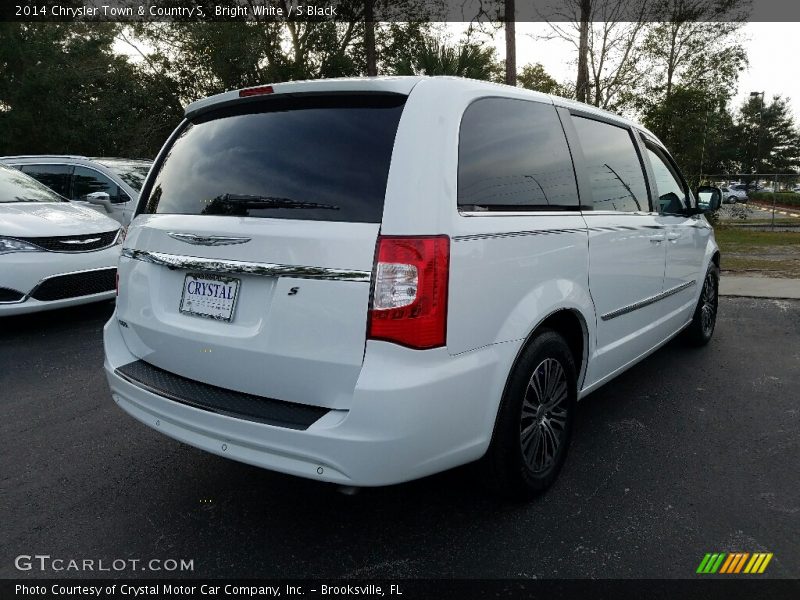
[0,165,66,203]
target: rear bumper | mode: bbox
[104,315,517,486]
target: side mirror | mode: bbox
[84,191,113,213]
[695,186,722,214]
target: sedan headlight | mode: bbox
[0,237,44,255]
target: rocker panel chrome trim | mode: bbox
[600,280,696,321]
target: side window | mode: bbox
[458,97,578,211]
[20,164,72,197]
[645,146,688,214]
[72,167,122,203]
[571,116,648,212]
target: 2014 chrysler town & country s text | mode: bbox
[104,77,722,498]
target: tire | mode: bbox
[684,263,719,346]
[482,329,577,500]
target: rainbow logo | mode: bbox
[697,552,773,574]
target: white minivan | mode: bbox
[104,77,721,498]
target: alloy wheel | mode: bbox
[700,271,717,336]
[519,358,569,473]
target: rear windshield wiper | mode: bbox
[202,194,340,215]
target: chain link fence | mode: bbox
[697,173,800,228]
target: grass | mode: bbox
[714,227,800,246]
[721,257,800,278]
[729,218,800,225]
[714,226,800,278]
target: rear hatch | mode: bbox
[116,93,407,409]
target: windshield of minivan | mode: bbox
[100,160,152,192]
[141,95,406,223]
[0,165,66,203]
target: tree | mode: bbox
[645,0,747,89]
[0,23,182,157]
[391,37,501,80]
[576,0,591,102]
[638,0,748,140]
[733,95,800,174]
[635,0,749,178]
[642,85,737,180]
[504,0,516,85]
[364,0,377,76]
[544,0,649,111]
[130,19,365,103]
[129,1,435,101]
[518,63,563,95]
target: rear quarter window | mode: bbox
[141,95,406,223]
[458,97,579,211]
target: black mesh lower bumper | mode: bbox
[0,287,25,302]
[30,268,116,301]
[115,360,330,430]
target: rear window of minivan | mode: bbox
[140,95,406,223]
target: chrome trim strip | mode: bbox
[0,266,117,305]
[121,248,371,282]
[459,210,584,218]
[453,228,587,242]
[167,232,252,246]
[582,211,660,217]
[62,237,102,245]
[600,280,696,321]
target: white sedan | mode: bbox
[0,164,122,316]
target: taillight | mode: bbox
[368,235,449,350]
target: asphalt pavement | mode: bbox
[1,297,798,579]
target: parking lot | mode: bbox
[1,296,798,579]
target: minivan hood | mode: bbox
[0,202,119,237]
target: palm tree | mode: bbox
[392,38,501,81]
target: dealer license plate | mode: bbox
[179,273,240,322]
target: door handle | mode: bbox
[649,234,665,244]
[667,232,681,241]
